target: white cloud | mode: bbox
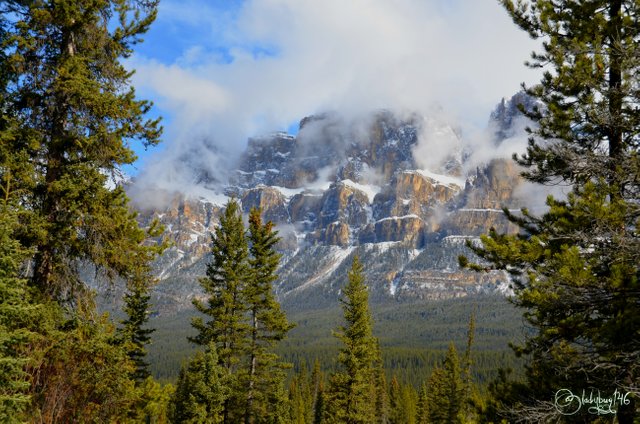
[131,0,541,195]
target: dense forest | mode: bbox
[0,0,638,423]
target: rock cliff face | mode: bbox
[130,93,538,313]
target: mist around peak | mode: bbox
[128,91,555,214]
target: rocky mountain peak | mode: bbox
[489,91,538,142]
[131,100,536,312]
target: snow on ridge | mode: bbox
[376,214,422,223]
[339,179,382,203]
[364,241,402,253]
[291,246,355,293]
[409,169,465,188]
[196,192,229,207]
[271,185,306,199]
[459,208,520,213]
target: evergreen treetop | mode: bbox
[0,0,163,300]
[328,255,377,424]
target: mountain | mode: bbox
[129,93,535,315]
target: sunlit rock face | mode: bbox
[127,94,540,312]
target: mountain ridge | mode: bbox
[127,93,536,314]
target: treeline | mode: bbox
[146,295,526,387]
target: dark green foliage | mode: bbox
[170,344,228,424]
[415,382,428,424]
[188,202,292,423]
[0,0,162,300]
[0,202,38,421]
[388,376,402,424]
[118,279,156,383]
[372,341,389,424]
[30,311,140,423]
[191,199,250,421]
[311,359,326,424]
[146,295,525,387]
[463,0,640,421]
[245,208,295,423]
[425,343,463,424]
[388,375,416,424]
[0,1,166,421]
[326,256,378,423]
[191,199,250,362]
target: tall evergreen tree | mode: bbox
[425,343,463,424]
[326,256,377,423]
[1,1,164,421]
[311,359,326,424]
[460,311,476,422]
[461,0,640,421]
[0,199,38,421]
[191,203,292,423]
[118,277,156,383]
[0,0,162,300]
[387,376,416,424]
[372,340,389,424]
[244,207,294,424]
[191,199,250,422]
[387,376,403,424]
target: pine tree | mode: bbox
[415,382,429,424]
[191,199,250,422]
[118,278,156,383]
[372,340,389,424]
[426,344,463,424]
[460,311,476,422]
[0,199,38,421]
[288,377,307,424]
[244,207,294,424]
[0,0,162,300]
[310,359,326,424]
[326,256,377,423]
[169,344,228,424]
[461,0,640,421]
[387,376,403,424]
[387,376,416,424]
[1,1,165,421]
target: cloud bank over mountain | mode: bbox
[129,0,541,197]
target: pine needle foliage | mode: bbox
[190,201,292,423]
[326,256,378,424]
[0,0,163,300]
[462,0,640,421]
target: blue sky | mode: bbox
[125,0,540,188]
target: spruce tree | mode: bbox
[118,278,156,383]
[1,1,164,421]
[372,340,389,424]
[0,200,37,421]
[387,376,403,424]
[311,359,326,424]
[415,382,429,424]
[169,343,228,424]
[191,199,250,422]
[460,311,476,422]
[425,344,463,424]
[326,256,377,423]
[0,0,162,300]
[462,0,640,421]
[244,207,294,424]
